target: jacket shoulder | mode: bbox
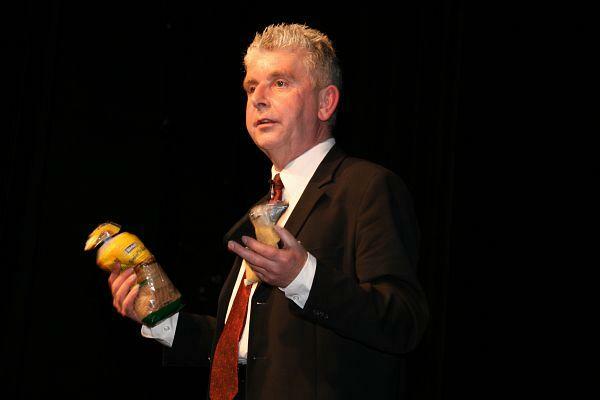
[336,156,405,186]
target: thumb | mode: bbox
[274,225,300,249]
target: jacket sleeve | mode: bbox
[298,169,429,355]
[162,311,216,367]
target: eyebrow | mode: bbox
[243,78,258,89]
[243,71,294,89]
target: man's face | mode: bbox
[243,49,322,164]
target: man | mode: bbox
[109,23,429,399]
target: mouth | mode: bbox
[255,118,277,127]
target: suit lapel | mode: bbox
[215,257,241,333]
[284,145,347,237]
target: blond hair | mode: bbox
[244,23,341,90]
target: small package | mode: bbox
[247,201,288,282]
[84,222,183,326]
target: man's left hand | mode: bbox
[227,225,307,288]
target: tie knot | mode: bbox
[270,173,284,202]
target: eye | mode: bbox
[275,80,288,88]
[246,86,256,94]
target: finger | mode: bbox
[253,269,266,283]
[242,236,278,260]
[110,267,134,297]
[250,261,283,286]
[273,225,302,249]
[114,274,137,314]
[248,263,269,277]
[108,262,122,286]
[111,267,131,294]
[122,284,140,319]
[108,269,119,286]
[114,273,137,311]
[228,240,276,270]
[247,264,268,284]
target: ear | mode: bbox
[317,85,340,122]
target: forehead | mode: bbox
[244,49,310,79]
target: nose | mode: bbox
[250,84,270,111]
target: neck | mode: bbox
[269,128,331,171]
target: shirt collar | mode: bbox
[271,138,336,204]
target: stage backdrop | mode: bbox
[0,2,507,399]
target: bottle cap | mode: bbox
[84,222,121,251]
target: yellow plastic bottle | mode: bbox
[84,222,183,326]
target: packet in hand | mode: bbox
[247,202,288,282]
[84,222,183,326]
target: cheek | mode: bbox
[245,102,254,129]
[277,97,300,122]
[292,93,313,118]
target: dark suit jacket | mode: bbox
[163,145,429,399]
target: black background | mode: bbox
[1,1,540,399]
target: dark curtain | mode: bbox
[0,2,518,399]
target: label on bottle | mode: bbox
[96,232,153,271]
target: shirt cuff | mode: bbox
[140,312,179,347]
[279,252,316,309]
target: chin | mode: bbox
[251,131,284,151]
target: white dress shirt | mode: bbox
[142,138,336,363]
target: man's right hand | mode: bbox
[108,262,142,323]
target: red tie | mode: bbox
[209,273,252,400]
[269,173,284,203]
